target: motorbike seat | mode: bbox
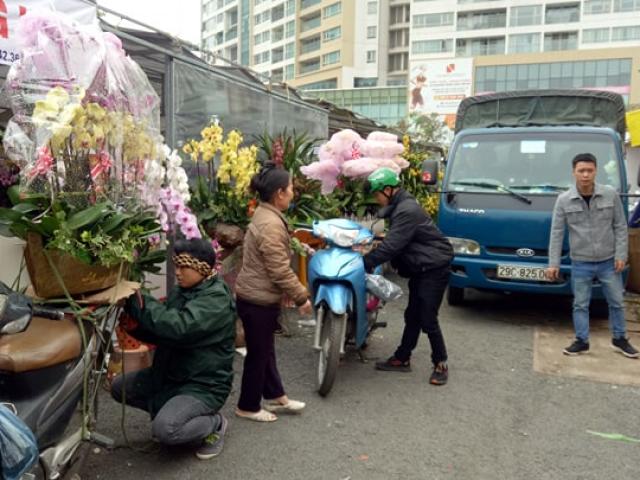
[0,316,82,373]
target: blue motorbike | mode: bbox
[307,219,386,396]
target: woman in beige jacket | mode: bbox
[234,165,312,422]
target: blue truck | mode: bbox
[434,90,628,305]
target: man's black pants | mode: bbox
[394,266,449,365]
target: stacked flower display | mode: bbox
[300,129,408,194]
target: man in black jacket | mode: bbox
[363,167,453,385]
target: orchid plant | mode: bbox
[182,122,259,228]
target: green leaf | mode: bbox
[586,430,640,443]
[101,213,131,233]
[39,216,61,236]
[13,203,40,214]
[66,202,110,230]
[7,185,21,206]
[0,207,23,222]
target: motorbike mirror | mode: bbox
[0,290,33,335]
[421,159,439,186]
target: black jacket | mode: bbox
[363,189,453,277]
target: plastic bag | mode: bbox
[365,274,403,302]
[0,404,39,480]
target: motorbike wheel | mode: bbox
[317,310,343,397]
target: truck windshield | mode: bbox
[446,132,621,193]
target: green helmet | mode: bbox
[366,167,400,193]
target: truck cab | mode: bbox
[437,90,628,305]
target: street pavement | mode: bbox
[82,275,640,480]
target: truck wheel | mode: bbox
[317,310,343,397]
[447,286,465,306]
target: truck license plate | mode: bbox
[497,264,549,282]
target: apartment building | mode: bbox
[201,1,407,87]
[411,0,640,104]
[202,1,640,127]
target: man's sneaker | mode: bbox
[563,339,590,356]
[196,414,228,460]
[375,356,411,372]
[429,363,448,386]
[612,337,640,358]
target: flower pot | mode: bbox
[24,233,124,299]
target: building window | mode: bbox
[613,0,640,12]
[391,5,410,24]
[299,58,321,74]
[582,28,610,43]
[301,0,321,10]
[367,1,377,14]
[388,52,408,72]
[413,12,454,28]
[285,63,295,80]
[583,0,611,14]
[544,31,578,51]
[254,31,270,45]
[366,50,377,63]
[301,14,321,31]
[253,51,270,64]
[273,26,285,42]
[612,25,640,41]
[299,78,338,90]
[301,35,321,54]
[286,20,296,37]
[286,0,295,16]
[323,2,342,19]
[456,36,505,56]
[457,9,507,30]
[285,41,295,58]
[475,58,632,94]
[367,26,377,39]
[322,50,341,65]
[545,3,580,24]
[509,5,542,27]
[254,11,270,25]
[412,39,453,54]
[323,26,341,42]
[390,30,408,48]
[354,77,378,87]
[508,33,540,53]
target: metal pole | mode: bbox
[164,55,176,292]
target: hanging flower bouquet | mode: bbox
[0,12,169,295]
[182,122,259,231]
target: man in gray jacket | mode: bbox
[546,153,638,358]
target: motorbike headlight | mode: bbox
[448,237,481,256]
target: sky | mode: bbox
[96,0,201,45]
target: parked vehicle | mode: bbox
[0,282,117,480]
[428,90,629,305]
[306,219,387,396]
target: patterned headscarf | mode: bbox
[173,253,216,280]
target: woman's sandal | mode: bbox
[235,408,278,422]
[263,399,305,414]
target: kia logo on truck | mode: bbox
[516,248,535,257]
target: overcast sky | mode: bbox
[96,0,201,44]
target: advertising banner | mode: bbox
[0,0,97,65]
[409,58,474,129]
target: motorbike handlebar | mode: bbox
[32,306,65,321]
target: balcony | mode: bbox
[301,0,321,11]
[299,58,321,75]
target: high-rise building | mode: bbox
[201,1,640,126]
[201,1,408,88]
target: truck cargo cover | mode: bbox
[455,89,626,137]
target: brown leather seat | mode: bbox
[0,316,82,373]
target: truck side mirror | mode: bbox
[421,159,439,185]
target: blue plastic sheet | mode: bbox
[0,404,38,480]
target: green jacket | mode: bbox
[125,276,236,416]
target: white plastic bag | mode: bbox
[365,274,403,302]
